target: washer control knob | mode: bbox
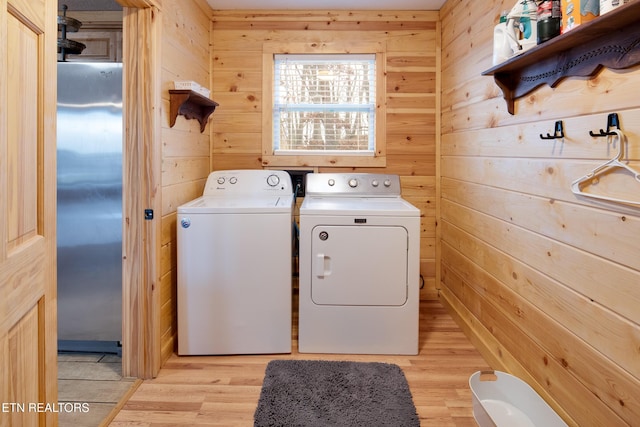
[229,177,238,184]
[217,177,225,185]
[266,174,280,187]
[371,179,379,187]
[328,179,335,186]
[348,178,358,188]
[384,179,392,187]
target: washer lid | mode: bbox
[300,196,419,216]
[178,194,293,214]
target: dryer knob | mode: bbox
[229,177,237,184]
[217,177,225,185]
[266,174,280,187]
[371,179,379,187]
[384,179,392,187]
[328,179,335,186]
[348,178,358,188]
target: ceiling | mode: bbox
[206,0,445,10]
[58,0,445,12]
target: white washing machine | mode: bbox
[298,173,420,355]
[177,170,293,355]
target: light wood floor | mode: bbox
[109,299,490,426]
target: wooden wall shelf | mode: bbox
[169,89,218,132]
[482,2,640,114]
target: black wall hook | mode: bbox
[540,121,564,140]
[589,113,620,137]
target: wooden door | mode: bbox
[1,0,58,425]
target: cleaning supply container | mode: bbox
[537,0,562,43]
[492,10,511,65]
[469,370,568,427]
[600,0,631,14]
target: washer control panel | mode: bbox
[203,170,292,196]
[306,173,401,197]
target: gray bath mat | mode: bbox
[254,359,420,426]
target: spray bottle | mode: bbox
[505,0,539,55]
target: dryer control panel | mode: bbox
[305,173,401,197]
[202,170,292,196]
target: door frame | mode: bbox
[117,0,162,379]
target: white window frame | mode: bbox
[262,42,386,168]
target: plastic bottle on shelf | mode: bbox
[492,10,510,66]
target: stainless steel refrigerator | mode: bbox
[57,62,123,353]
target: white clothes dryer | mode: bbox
[298,173,420,355]
[177,170,293,355]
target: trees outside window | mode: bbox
[273,54,376,154]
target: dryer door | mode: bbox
[311,225,408,306]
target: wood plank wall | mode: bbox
[439,1,640,426]
[159,0,213,364]
[210,10,439,298]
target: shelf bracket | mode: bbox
[169,89,218,133]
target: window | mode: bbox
[273,54,376,155]
[262,45,386,168]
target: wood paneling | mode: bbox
[6,306,41,427]
[6,11,38,251]
[211,10,439,295]
[157,0,213,367]
[119,0,214,377]
[440,0,640,425]
[121,3,163,380]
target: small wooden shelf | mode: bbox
[169,89,218,132]
[482,2,640,114]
